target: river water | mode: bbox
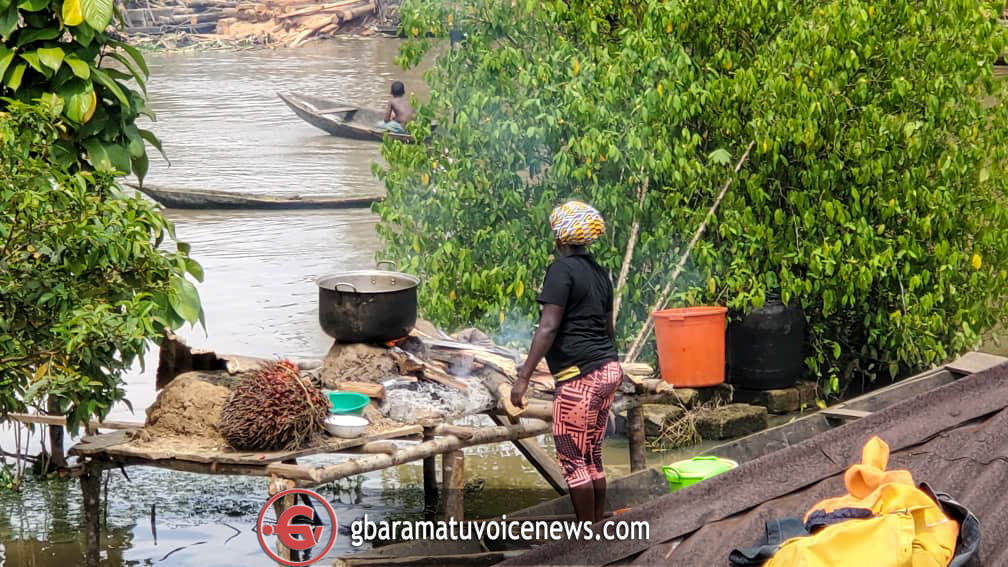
[0,39,675,566]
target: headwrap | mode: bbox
[549,201,605,245]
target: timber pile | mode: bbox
[120,0,379,48]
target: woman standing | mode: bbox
[511,201,623,524]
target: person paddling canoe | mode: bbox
[512,200,624,524]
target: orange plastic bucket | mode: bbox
[652,306,728,387]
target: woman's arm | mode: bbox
[511,303,565,408]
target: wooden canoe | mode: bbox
[277,91,415,143]
[127,183,382,210]
[335,353,1005,565]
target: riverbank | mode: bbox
[118,0,401,50]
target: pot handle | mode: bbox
[377,260,397,271]
[334,282,359,293]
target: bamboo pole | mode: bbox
[625,141,756,362]
[281,420,550,485]
[613,173,649,323]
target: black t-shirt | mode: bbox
[537,253,619,381]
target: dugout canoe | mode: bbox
[127,183,382,210]
[335,352,1005,566]
[277,91,415,143]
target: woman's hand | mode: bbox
[510,382,528,409]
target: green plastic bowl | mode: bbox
[662,456,738,492]
[327,391,370,415]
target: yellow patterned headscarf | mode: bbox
[549,201,605,245]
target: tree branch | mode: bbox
[626,141,756,362]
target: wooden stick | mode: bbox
[613,173,649,323]
[625,141,756,362]
[487,414,567,494]
[8,413,143,431]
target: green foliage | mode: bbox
[377,0,1008,393]
[0,103,203,430]
[0,0,159,181]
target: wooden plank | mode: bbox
[821,408,872,421]
[328,381,385,400]
[946,351,1008,376]
[69,430,136,456]
[488,414,567,495]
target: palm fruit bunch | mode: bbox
[218,360,328,451]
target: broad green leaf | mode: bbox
[5,62,25,90]
[18,0,49,12]
[131,152,149,184]
[62,0,83,25]
[707,148,731,165]
[71,20,94,44]
[81,0,113,31]
[20,51,47,75]
[103,141,131,172]
[17,25,61,45]
[139,128,168,161]
[63,53,89,78]
[89,66,128,105]
[0,46,13,79]
[108,39,148,77]
[82,136,118,171]
[185,258,204,282]
[169,276,202,325]
[36,46,65,72]
[0,4,18,39]
[59,78,96,123]
[105,51,145,94]
[123,123,143,157]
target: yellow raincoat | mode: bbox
[766,437,959,567]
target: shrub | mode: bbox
[377,0,1008,394]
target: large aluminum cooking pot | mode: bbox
[317,263,419,343]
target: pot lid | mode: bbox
[317,270,419,293]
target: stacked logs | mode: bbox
[121,0,379,48]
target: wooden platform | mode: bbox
[70,424,422,466]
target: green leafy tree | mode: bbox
[376,0,1008,393]
[0,0,161,179]
[0,102,203,431]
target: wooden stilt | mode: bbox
[81,460,102,567]
[442,450,464,522]
[422,428,439,517]
[269,475,295,563]
[47,398,67,470]
[487,414,567,495]
[627,406,647,472]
